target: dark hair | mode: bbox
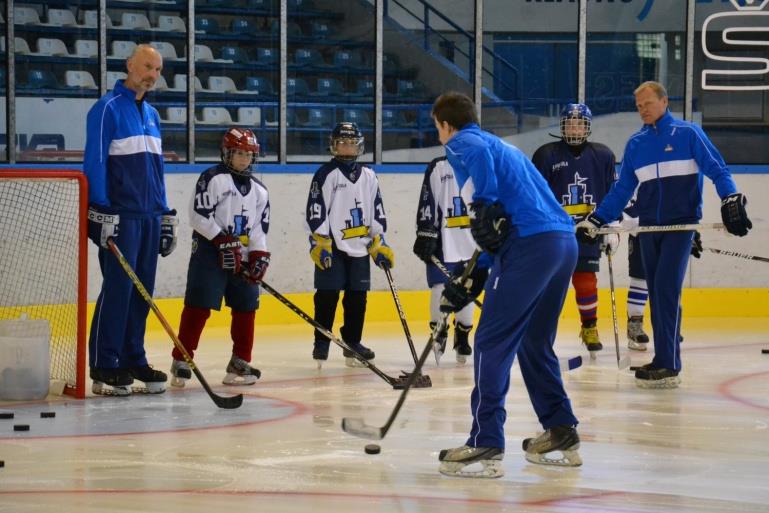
[431,91,478,130]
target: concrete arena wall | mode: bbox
[86,173,769,301]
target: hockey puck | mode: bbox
[0,460,4,468]
[40,412,56,418]
[762,349,769,354]
[13,424,29,432]
[364,444,381,455]
[0,413,13,419]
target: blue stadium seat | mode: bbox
[382,108,411,128]
[230,19,254,34]
[270,19,303,37]
[342,108,372,128]
[256,47,278,65]
[293,48,325,68]
[303,107,332,127]
[195,17,220,34]
[310,21,332,40]
[23,70,60,90]
[287,77,310,97]
[245,76,275,96]
[220,46,253,65]
[333,49,365,70]
[397,79,427,99]
[311,77,344,97]
[247,0,274,8]
[349,78,374,98]
[288,0,314,9]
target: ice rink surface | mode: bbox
[1,317,768,513]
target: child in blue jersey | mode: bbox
[577,81,751,389]
[433,92,582,478]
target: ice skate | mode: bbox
[90,368,133,397]
[343,342,375,368]
[223,354,262,385]
[430,321,449,365]
[313,340,330,370]
[635,365,680,389]
[579,323,603,359]
[453,322,472,365]
[129,365,167,394]
[438,445,504,478]
[523,425,582,467]
[170,359,192,388]
[627,315,649,351]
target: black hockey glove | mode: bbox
[720,193,752,237]
[469,201,510,254]
[87,204,119,249]
[159,209,178,257]
[412,228,439,263]
[575,212,604,245]
[691,231,702,259]
[439,261,489,313]
[212,230,242,274]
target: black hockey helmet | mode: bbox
[329,121,364,162]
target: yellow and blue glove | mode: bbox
[367,234,395,269]
[309,233,333,270]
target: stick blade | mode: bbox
[559,355,582,372]
[341,417,384,440]
[213,393,244,409]
[617,354,632,370]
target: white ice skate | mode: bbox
[129,365,167,394]
[523,425,582,467]
[343,343,375,368]
[627,315,649,351]
[438,445,504,478]
[223,354,261,385]
[170,359,192,387]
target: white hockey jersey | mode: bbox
[416,157,477,263]
[190,164,270,259]
[305,159,387,257]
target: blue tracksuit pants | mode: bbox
[89,216,160,369]
[467,231,578,449]
[638,231,693,371]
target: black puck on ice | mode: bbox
[0,460,4,468]
[0,413,13,419]
[40,412,56,418]
[364,444,381,455]
[13,424,30,432]
[762,349,769,354]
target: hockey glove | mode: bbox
[412,228,440,263]
[469,201,510,254]
[244,250,270,284]
[87,205,119,249]
[309,233,333,270]
[691,231,702,259]
[159,209,178,257]
[368,234,395,269]
[575,212,604,245]
[212,230,242,273]
[601,233,620,256]
[720,193,752,237]
[440,260,489,313]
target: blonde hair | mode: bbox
[634,81,667,99]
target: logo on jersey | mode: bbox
[310,181,321,199]
[562,172,594,217]
[231,207,251,246]
[341,199,369,239]
[445,195,470,228]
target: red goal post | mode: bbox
[0,169,87,398]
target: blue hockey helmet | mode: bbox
[329,121,364,161]
[560,103,592,145]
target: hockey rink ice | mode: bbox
[1,318,768,513]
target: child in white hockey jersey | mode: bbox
[412,156,478,363]
[171,128,270,386]
[305,122,394,368]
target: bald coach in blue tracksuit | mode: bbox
[577,81,751,389]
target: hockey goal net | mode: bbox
[0,170,87,398]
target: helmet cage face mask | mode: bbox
[560,104,592,146]
[329,122,364,162]
[221,128,259,175]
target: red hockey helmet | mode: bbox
[221,127,259,174]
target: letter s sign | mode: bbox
[701,0,769,91]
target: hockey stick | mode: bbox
[429,255,483,308]
[341,251,481,441]
[383,266,420,366]
[606,250,631,370]
[106,239,243,409]
[258,280,429,389]
[704,247,769,263]
[593,222,724,235]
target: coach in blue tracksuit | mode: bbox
[577,81,751,389]
[84,44,177,396]
[435,92,582,478]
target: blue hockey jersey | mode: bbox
[84,80,168,216]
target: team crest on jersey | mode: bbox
[562,172,594,217]
[310,181,321,199]
[445,195,470,228]
[665,144,674,152]
[341,199,369,239]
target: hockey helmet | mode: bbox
[560,103,592,146]
[221,127,259,175]
[329,121,364,162]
